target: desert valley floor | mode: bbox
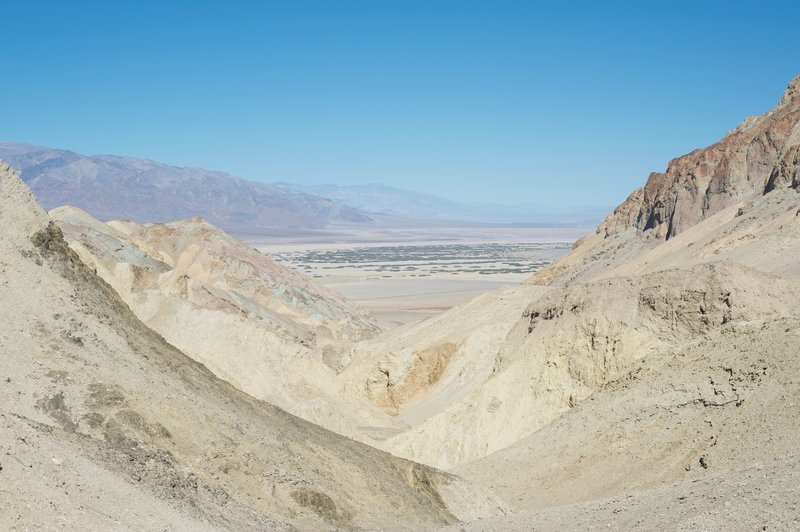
[249,226,588,327]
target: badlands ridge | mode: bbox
[2,76,800,529]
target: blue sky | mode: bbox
[2,1,799,207]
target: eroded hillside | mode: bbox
[0,161,499,529]
[370,263,800,468]
[453,317,800,530]
[49,206,403,439]
[331,76,800,477]
[6,76,800,531]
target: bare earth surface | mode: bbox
[0,162,500,530]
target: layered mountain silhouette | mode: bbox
[0,141,605,231]
[0,142,373,232]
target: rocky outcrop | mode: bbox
[600,76,800,241]
[779,74,800,106]
[764,143,800,192]
[0,160,49,245]
[528,76,800,288]
[366,342,460,416]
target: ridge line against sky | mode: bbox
[2,0,799,207]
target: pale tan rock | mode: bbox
[451,318,800,530]
[50,206,401,440]
[326,77,799,476]
[376,263,799,468]
[0,161,502,530]
[337,285,549,428]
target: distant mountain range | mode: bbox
[0,141,606,232]
[0,142,372,233]
[275,182,609,226]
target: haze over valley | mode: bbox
[0,142,606,234]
